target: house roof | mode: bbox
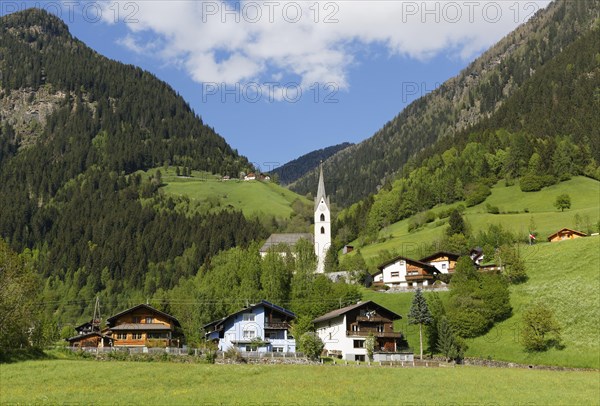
[419,251,461,263]
[312,300,402,324]
[203,300,295,332]
[376,255,439,273]
[547,228,587,241]
[259,233,313,252]
[66,331,114,343]
[106,304,181,327]
[109,323,172,331]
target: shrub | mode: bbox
[465,184,491,207]
[224,347,245,362]
[424,211,436,223]
[298,332,324,360]
[486,203,500,214]
[521,302,562,352]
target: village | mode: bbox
[64,167,593,363]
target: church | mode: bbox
[259,164,331,273]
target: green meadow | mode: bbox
[142,167,309,218]
[357,176,600,263]
[363,237,600,369]
[1,360,598,405]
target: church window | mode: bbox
[320,213,325,222]
[320,227,325,234]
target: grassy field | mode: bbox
[141,167,309,218]
[363,237,600,369]
[1,360,598,405]
[357,176,600,264]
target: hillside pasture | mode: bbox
[363,237,600,369]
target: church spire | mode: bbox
[315,161,328,209]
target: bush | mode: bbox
[485,203,500,214]
[298,332,324,360]
[465,184,491,207]
[521,302,562,352]
[224,347,245,362]
[424,211,436,223]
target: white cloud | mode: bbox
[98,0,551,93]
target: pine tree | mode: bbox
[408,288,433,360]
[446,209,467,237]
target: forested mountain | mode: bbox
[291,0,600,207]
[334,22,600,248]
[0,9,265,318]
[271,142,353,185]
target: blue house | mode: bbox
[204,301,296,353]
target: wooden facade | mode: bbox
[547,228,587,242]
[344,303,404,352]
[106,304,183,348]
[419,251,460,274]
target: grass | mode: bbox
[357,176,600,264]
[141,167,309,218]
[362,237,600,369]
[1,360,599,405]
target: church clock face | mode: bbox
[319,202,326,211]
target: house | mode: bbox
[419,251,460,274]
[66,321,113,348]
[244,173,256,181]
[313,301,412,362]
[342,245,354,254]
[204,301,296,353]
[547,228,587,242]
[372,256,439,289]
[259,233,313,257]
[106,304,183,348]
[470,247,485,265]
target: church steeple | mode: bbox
[314,162,329,210]
[314,162,331,273]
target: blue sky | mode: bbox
[3,1,550,169]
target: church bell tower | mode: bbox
[314,163,331,273]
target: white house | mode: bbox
[372,256,439,289]
[204,301,296,353]
[244,173,256,181]
[313,301,412,362]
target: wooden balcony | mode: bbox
[356,315,391,323]
[265,322,290,330]
[346,331,403,338]
[405,273,434,281]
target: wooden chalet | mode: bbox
[106,304,183,348]
[547,228,587,242]
[419,251,460,274]
[66,320,113,348]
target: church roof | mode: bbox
[314,163,330,209]
[259,233,313,253]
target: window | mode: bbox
[132,333,142,340]
[351,325,360,332]
[132,316,141,323]
[245,345,257,352]
[243,330,256,339]
[377,325,384,333]
[267,332,277,340]
[148,333,167,339]
[320,213,325,221]
[442,263,447,269]
[117,333,127,340]
[399,260,406,266]
[242,313,255,321]
[145,317,153,324]
[355,355,366,362]
[273,347,284,353]
[353,340,364,348]
[320,226,325,234]
[390,271,399,278]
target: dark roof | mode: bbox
[109,323,172,331]
[66,331,113,342]
[259,233,313,252]
[377,255,438,273]
[547,228,587,241]
[106,304,181,327]
[204,300,295,332]
[419,251,461,263]
[312,301,402,324]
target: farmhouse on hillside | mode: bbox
[372,256,439,289]
[547,227,587,242]
[313,301,412,362]
[204,301,296,353]
[418,251,460,274]
[66,320,114,348]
